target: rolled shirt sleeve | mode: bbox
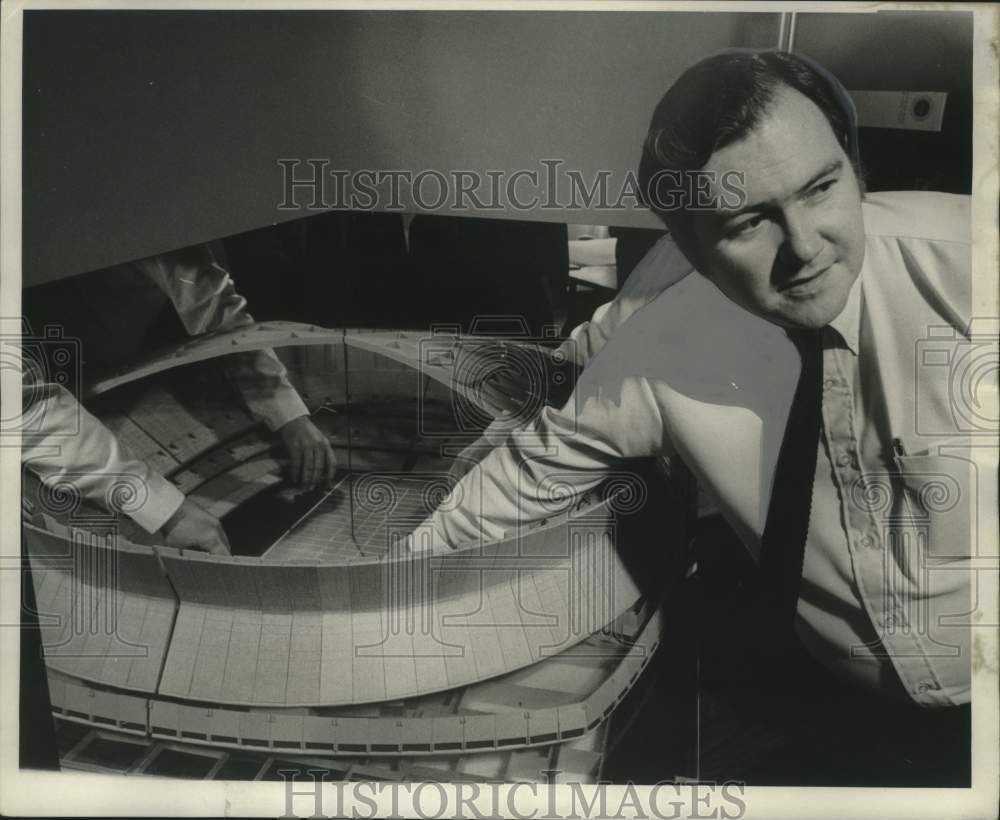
[138,247,310,431]
[21,381,185,533]
[19,244,313,535]
[417,367,669,552]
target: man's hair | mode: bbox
[637,49,861,260]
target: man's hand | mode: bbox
[469,346,579,424]
[447,433,494,484]
[161,498,232,555]
[278,415,337,491]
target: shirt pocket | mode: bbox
[894,449,974,562]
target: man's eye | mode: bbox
[807,178,837,198]
[729,215,764,236]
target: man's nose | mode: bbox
[778,208,823,266]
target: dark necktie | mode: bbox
[755,329,824,647]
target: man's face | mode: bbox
[690,86,866,330]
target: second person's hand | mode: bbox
[278,415,337,491]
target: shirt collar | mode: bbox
[826,267,862,356]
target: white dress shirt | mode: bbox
[420,191,990,706]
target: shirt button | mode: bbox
[836,453,853,468]
[858,533,879,549]
[823,378,838,390]
[914,681,940,695]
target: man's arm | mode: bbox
[139,246,336,489]
[449,235,692,478]
[137,246,310,429]
[21,381,230,554]
[415,370,670,552]
[557,234,692,367]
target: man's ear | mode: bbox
[850,159,869,198]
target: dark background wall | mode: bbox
[795,11,974,195]
[22,10,779,284]
[22,9,973,287]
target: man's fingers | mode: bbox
[448,458,474,484]
[216,524,232,551]
[186,529,229,556]
[302,446,318,489]
[480,375,532,417]
[289,443,303,488]
[323,443,337,488]
[201,519,231,556]
[447,461,465,483]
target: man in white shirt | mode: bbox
[21,244,337,554]
[417,48,991,762]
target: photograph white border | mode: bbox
[1,2,996,817]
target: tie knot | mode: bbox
[787,327,821,346]
[787,328,823,361]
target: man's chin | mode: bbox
[764,261,860,330]
[769,292,849,331]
